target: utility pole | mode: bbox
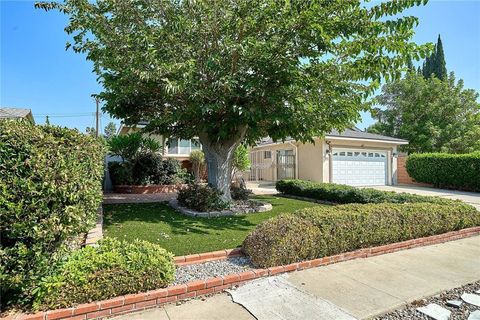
[95,97,100,138]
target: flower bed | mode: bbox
[113,184,188,194]
[9,226,480,320]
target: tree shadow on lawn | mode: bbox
[103,202,257,236]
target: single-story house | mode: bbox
[248,128,408,186]
[0,107,35,124]
[118,123,407,186]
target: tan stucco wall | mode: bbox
[297,139,323,183]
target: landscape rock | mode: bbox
[416,303,451,320]
[461,293,480,307]
[468,310,480,320]
[445,300,462,308]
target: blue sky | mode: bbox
[1,1,479,133]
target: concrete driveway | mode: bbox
[369,185,480,210]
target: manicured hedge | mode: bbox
[33,238,175,310]
[275,179,455,205]
[406,152,480,192]
[243,202,480,268]
[0,120,106,308]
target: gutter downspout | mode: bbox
[326,141,333,183]
[287,141,299,179]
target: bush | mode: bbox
[108,161,133,185]
[275,179,455,205]
[177,184,229,212]
[406,152,480,192]
[243,202,480,268]
[109,157,191,186]
[33,238,175,310]
[131,153,163,185]
[0,120,106,307]
[230,185,252,200]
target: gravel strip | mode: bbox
[375,280,480,320]
[173,256,253,285]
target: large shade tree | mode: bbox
[368,71,480,154]
[37,0,430,200]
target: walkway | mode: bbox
[370,185,480,210]
[112,235,480,320]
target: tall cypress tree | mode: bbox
[434,35,447,80]
[421,35,447,80]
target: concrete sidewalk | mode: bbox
[113,235,480,320]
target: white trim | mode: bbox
[325,136,408,145]
[252,136,408,149]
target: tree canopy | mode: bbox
[368,72,480,154]
[37,0,431,199]
[37,0,430,143]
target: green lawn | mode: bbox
[103,195,322,256]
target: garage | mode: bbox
[332,149,387,186]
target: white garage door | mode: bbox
[332,149,387,186]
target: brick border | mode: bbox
[173,248,244,266]
[7,226,480,320]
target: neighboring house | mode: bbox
[0,107,35,124]
[248,128,408,186]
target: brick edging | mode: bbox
[173,248,243,266]
[9,226,480,320]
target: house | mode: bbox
[248,128,408,186]
[119,123,407,186]
[0,107,35,124]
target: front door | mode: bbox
[277,150,295,180]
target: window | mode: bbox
[168,138,201,155]
[264,151,271,159]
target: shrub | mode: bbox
[108,161,133,185]
[406,152,480,192]
[0,120,106,307]
[33,238,175,310]
[230,185,252,200]
[190,150,205,183]
[243,202,480,268]
[157,158,185,185]
[177,184,229,212]
[275,179,455,205]
[109,157,191,186]
[131,153,163,185]
[108,132,160,162]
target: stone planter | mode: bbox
[169,199,273,217]
[113,184,188,194]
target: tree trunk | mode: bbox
[199,128,246,201]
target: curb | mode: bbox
[7,226,480,320]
